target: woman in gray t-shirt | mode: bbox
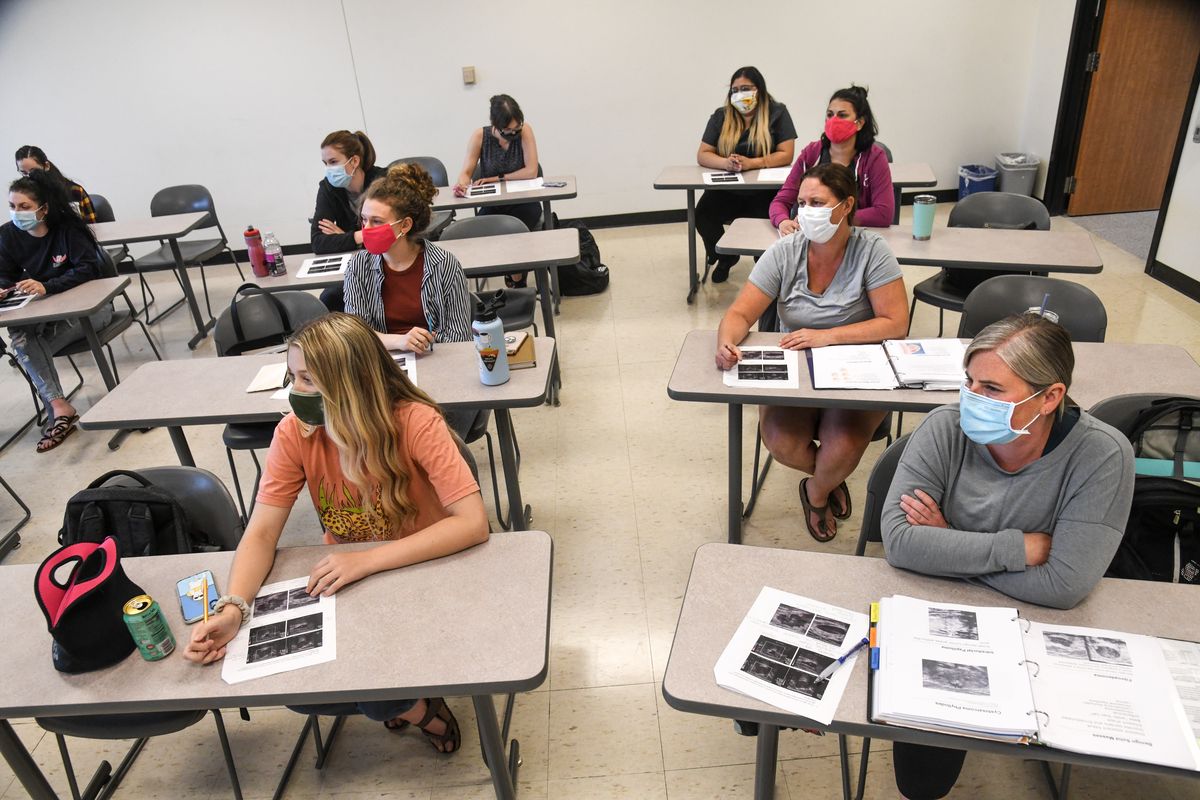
[715,163,908,542]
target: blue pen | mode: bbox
[1038,293,1050,316]
[817,636,870,681]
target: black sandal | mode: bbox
[830,481,852,521]
[799,478,837,542]
[37,414,78,454]
[383,718,410,734]
[414,697,460,754]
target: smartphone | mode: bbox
[176,570,218,624]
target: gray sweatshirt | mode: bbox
[881,406,1135,610]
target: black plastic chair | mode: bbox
[214,288,329,521]
[89,194,132,269]
[36,466,245,800]
[909,192,1051,336]
[132,184,244,324]
[957,275,1107,342]
[441,215,539,336]
[853,435,910,556]
[1089,393,1199,433]
[388,156,455,240]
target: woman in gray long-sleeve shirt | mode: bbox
[880,312,1135,800]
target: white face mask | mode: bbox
[730,89,758,114]
[797,200,845,244]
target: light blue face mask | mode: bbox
[325,162,354,189]
[10,206,43,231]
[958,385,1043,445]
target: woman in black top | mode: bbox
[0,170,111,453]
[311,130,385,310]
[453,94,540,286]
[696,66,797,283]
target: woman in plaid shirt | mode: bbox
[14,146,95,224]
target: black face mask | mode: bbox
[497,127,521,140]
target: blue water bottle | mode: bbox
[472,292,509,386]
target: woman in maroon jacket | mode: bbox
[769,85,894,231]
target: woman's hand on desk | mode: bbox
[779,329,833,350]
[183,606,242,664]
[14,279,45,297]
[715,342,741,370]
[307,550,373,597]
[778,219,800,236]
[317,219,345,236]
[402,327,435,354]
[900,490,948,529]
[1024,533,1052,567]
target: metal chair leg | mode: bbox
[483,431,512,531]
[743,431,774,520]
[906,295,917,335]
[226,447,250,523]
[210,710,244,800]
[248,450,263,518]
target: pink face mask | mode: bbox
[362,220,403,255]
[825,116,859,144]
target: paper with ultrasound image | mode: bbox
[714,587,868,724]
[722,346,800,390]
[221,576,337,684]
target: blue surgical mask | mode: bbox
[958,385,1043,445]
[325,163,354,189]
[10,206,43,231]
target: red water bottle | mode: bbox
[244,226,268,278]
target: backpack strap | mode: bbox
[229,283,292,351]
[1174,408,1193,480]
[86,469,154,490]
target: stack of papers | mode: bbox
[755,167,793,182]
[884,339,967,390]
[810,345,899,390]
[503,177,545,193]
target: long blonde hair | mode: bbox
[290,313,441,528]
[717,66,774,158]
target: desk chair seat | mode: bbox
[909,271,968,337]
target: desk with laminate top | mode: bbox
[0,531,552,800]
[667,330,1200,544]
[79,340,556,530]
[91,212,212,349]
[664,543,1200,800]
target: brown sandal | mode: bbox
[799,478,837,542]
[383,718,410,733]
[414,697,460,754]
[829,481,852,521]
[36,414,78,454]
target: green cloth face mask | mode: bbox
[288,389,325,427]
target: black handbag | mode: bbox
[35,536,146,673]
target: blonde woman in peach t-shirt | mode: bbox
[184,313,488,754]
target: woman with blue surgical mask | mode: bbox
[715,163,909,543]
[878,313,1135,800]
[0,170,112,453]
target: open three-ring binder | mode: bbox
[868,595,1200,771]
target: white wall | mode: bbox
[1018,0,1077,199]
[0,0,1074,248]
[1155,90,1200,282]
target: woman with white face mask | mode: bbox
[771,85,894,234]
[715,163,908,542]
[879,312,1134,799]
[696,66,797,283]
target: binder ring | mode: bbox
[1012,616,1031,633]
[1027,709,1050,726]
[1019,659,1041,677]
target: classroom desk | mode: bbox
[667,330,1200,544]
[432,177,578,313]
[663,543,1200,800]
[0,276,131,392]
[91,212,212,349]
[0,531,552,800]
[653,165,936,303]
[716,217,1105,274]
[78,340,556,530]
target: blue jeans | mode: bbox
[287,698,417,722]
[9,304,114,409]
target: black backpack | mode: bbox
[59,470,215,557]
[217,283,295,356]
[1104,398,1200,583]
[551,216,609,296]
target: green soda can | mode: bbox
[123,594,176,661]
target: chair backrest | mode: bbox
[1088,393,1199,433]
[874,140,894,163]
[948,191,1050,231]
[389,156,450,187]
[149,184,219,232]
[213,288,329,357]
[440,214,529,241]
[958,275,1108,342]
[90,194,116,224]
[855,434,910,556]
[102,466,244,551]
[94,247,120,279]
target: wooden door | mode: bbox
[1068,0,1200,215]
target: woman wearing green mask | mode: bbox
[0,170,111,453]
[184,312,489,754]
[696,66,797,283]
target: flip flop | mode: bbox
[829,481,852,521]
[36,414,78,454]
[799,478,837,542]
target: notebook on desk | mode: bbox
[506,331,536,370]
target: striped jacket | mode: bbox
[343,241,473,342]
